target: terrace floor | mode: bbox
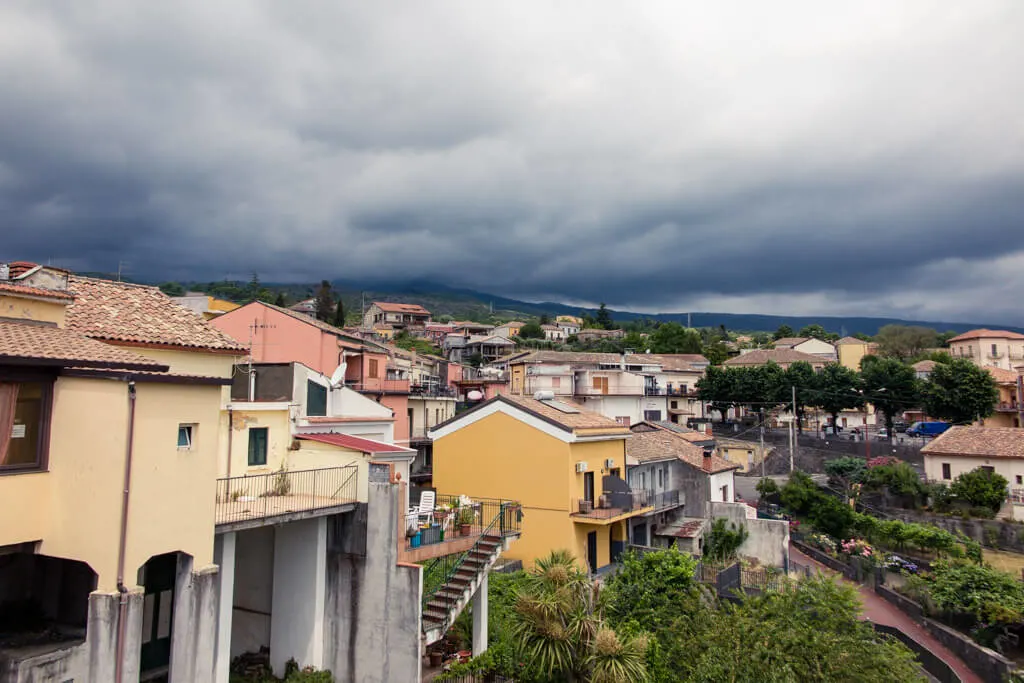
[215,493,358,530]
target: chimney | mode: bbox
[705,424,713,437]
[703,448,713,471]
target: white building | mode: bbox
[922,426,1024,520]
[772,337,838,361]
[946,329,1024,372]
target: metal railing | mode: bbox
[420,497,523,634]
[573,490,650,518]
[348,378,411,393]
[996,401,1020,412]
[648,489,681,511]
[410,495,523,551]
[410,384,457,398]
[215,465,359,526]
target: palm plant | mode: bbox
[510,550,648,682]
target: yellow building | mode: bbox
[430,394,650,573]
[835,336,876,371]
[0,264,246,680]
[982,366,1022,428]
[715,437,773,474]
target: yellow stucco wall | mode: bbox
[131,346,239,378]
[838,343,870,371]
[1,377,221,591]
[432,410,629,569]
[288,442,370,503]
[0,295,67,326]
[510,366,526,394]
[225,408,293,478]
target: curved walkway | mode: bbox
[790,545,982,683]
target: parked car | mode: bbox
[893,421,908,433]
[906,421,950,438]
[876,427,889,439]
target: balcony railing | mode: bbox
[648,489,682,511]
[1011,488,1024,505]
[573,489,651,519]
[348,379,411,393]
[458,368,509,382]
[996,402,1020,413]
[215,465,359,526]
[410,384,457,398]
[407,494,523,552]
[575,384,643,397]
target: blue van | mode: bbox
[906,421,950,438]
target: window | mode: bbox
[616,416,630,427]
[592,376,609,393]
[177,424,195,450]
[306,380,327,417]
[643,410,662,421]
[941,463,951,480]
[435,408,441,424]
[671,401,678,409]
[992,344,998,356]
[981,465,995,473]
[721,485,729,501]
[0,380,53,472]
[367,358,379,379]
[1016,475,1022,485]
[551,377,561,389]
[640,472,647,489]
[657,469,664,488]
[248,427,268,466]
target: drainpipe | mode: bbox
[114,380,138,683]
[226,407,234,481]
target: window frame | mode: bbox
[177,424,195,451]
[248,427,269,467]
[0,371,55,475]
[941,463,951,480]
[306,379,328,417]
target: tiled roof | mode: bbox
[0,320,168,371]
[498,394,628,432]
[372,301,431,315]
[630,423,736,472]
[922,426,1024,459]
[912,360,938,372]
[773,337,808,347]
[297,433,414,454]
[947,329,1024,343]
[0,281,75,301]
[723,348,826,366]
[637,354,708,371]
[836,336,869,345]
[659,519,706,539]
[985,366,1021,384]
[65,276,246,352]
[540,324,561,331]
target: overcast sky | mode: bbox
[2,2,1023,324]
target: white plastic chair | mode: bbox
[417,490,436,526]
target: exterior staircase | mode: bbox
[421,532,517,646]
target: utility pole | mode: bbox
[759,409,766,479]
[789,385,797,473]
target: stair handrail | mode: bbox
[421,499,519,633]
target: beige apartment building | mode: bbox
[947,329,1024,372]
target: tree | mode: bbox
[333,298,346,328]
[539,313,551,325]
[798,324,828,340]
[595,303,614,330]
[696,366,736,421]
[874,325,938,361]
[950,467,1010,513]
[519,321,545,339]
[784,361,817,433]
[702,518,749,563]
[313,280,334,323]
[273,292,287,307]
[701,341,729,366]
[859,355,920,437]
[921,358,998,425]
[510,551,648,683]
[773,324,794,340]
[647,323,702,354]
[158,281,185,297]
[814,363,865,431]
[824,457,867,500]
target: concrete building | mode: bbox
[430,394,648,574]
[493,321,525,338]
[541,324,566,342]
[772,337,837,361]
[362,302,431,331]
[575,328,625,343]
[715,437,774,474]
[443,334,516,364]
[982,366,1023,428]
[723,348,828,370]
[922,426,1024,520]
[947,329,1024,372]
[835,336,876,371]
[0,263,245,682]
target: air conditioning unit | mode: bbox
[605,458,616,469]
[576,462,588,473]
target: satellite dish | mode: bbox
[329,361,347,389]
[467,390,484,401]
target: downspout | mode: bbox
[114,380,138,683]
[226,407,234,481]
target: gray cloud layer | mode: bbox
[2,1,1024,323]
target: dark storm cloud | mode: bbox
[2,1,1024,323]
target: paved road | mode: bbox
[790,545,982,683]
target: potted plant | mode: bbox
[457,505,475,536]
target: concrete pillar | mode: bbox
[270,517,327,674]
[214,532,237,683]
[471,573,488,657]
[170,555,219,683]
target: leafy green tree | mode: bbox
[313,280,334,323]
[798,323,828,340]
[814,363,865,431]
[921,358,998,425]
[510,551,648,683]
[393,331,438,355]
[620,331,648,353]
[273,292,287,307]
[874,324,938,361]
[333,298,345,327]
[862,461,926,507]
[603,547,699,629]
[701,340,729,366]
[158,281,185,296]
[824,457,867,499]
[518,321,545,339]
[696,366,736,421]
[648,323,702,354]
[950,467,1009,513]
[703,518,749,563]
[755,477,779,499]
[595,303,614,330]
[859,355,920,437]
[784,361,817,433]
[539,313,551,325]
[773,324,794,340]
[913,560,1024,626]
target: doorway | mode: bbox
[140,552,178,677]
[583,471,595,504]
[586,531,598,575]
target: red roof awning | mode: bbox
[297,433,414,454]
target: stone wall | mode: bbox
[881,508,1024,554]
[708,502,790,568]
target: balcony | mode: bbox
[648,489,682,511]
[1011,488,1024,505]
[996,402,1020,413]
[348,378,411,394]
[410,383,457,398]
[215,465,359,531]
[403,494,523,563]
[572,489,653,523]
[458,368,509,382]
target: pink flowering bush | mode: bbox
[841,539,873,558]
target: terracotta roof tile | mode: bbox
[985,366,1021,384]
[628,425,737,473]
[636,354,708,371]
[371,301,431,315]
[499,394,628,432]
[773,337,809,347]
[0,281,75,301]
[836,336,869,345]
[947,329,1024,343]
[297,433,414,454]
[65,276,246,352]
[723,348,826,366]
[913,360,938,372]
[0,320,167,371]
[922,426,1024,459]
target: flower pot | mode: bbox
[411,532,421,548]
[460,523,472,536]
[429,651,443,667]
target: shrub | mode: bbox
[862,462,925,507]
[703,518,749,563]
[950,468,1009,514]
[755,477,779,498]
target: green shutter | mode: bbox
[248,427,268,466]
[307,380,327,417]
